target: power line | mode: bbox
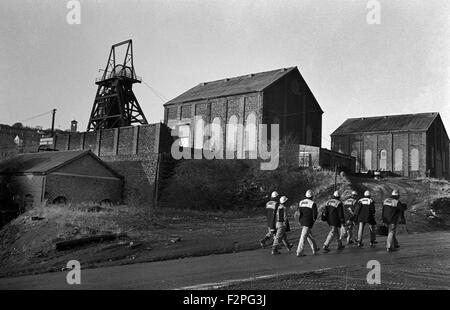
[141,80,168,102]
[19,110,53,123]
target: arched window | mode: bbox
[351,150,360,171]
[410,148,419,171]
[379,149,387,170]
[226,115,238,153]
[194,116,205,149]
[365,149,372,170]
[208,117,223,151]
[177,124,191,148]
[244,113,257,152]
[394,148,403,171]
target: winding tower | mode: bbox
[87,40,148,131]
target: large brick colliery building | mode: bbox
[331,112,450,179]
[164,67,323,154]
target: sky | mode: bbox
[0,0,449,148]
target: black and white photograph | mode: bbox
[0,0,449,298]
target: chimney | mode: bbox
[70,120,78,132]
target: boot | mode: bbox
[271,248,281,255]
[322,245,330,253]
[286,243,293,252]
[259,239,266,249]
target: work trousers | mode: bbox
[272,226,290,250]
[386,223,399,249]
[324,226,343,248]
[296,226,318,255]
[357,222,376,244]
[340,221,355,243]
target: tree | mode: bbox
[12,122,23,128]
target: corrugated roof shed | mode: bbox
[331,112,439,135]
[165,67,297,105]
[0,150,118,176]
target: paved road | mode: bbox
[0,231,449,290]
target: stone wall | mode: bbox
[54,123,173,205]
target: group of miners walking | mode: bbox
[260,189,407,256]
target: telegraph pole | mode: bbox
[51,109,56,137]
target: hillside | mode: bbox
[0,174,449,278]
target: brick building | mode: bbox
[164,67,323,156]
[297,144,356,172]
[53,123,173,205]
[331,112,450,179]
[0,150,123,212]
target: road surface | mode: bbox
[0,231,449,289]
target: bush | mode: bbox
[159,141,349,211]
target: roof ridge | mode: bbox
[199,66,297,85]
[345,112,438,120]
[165,66,298,105]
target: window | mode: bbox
[410,148,419,171]
[379,149,387,170]
[351,150,359,171]
[244,113,257,152]
[194,117,205,149]
[299,152,311,167]
[394,148,403,171]
[208,117,223,151]
[177,124,191,148]
[226,115,238,153]
[364,149,372,170]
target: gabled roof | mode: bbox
[0,150,121,178]
[165,67,297,105]
[331,112,440,136]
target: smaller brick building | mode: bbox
[0,150,123,212]
[331,112,449,179]
[296,144,356,172]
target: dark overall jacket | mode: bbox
[265,200,278,230]
[324,198,345,227]
[298,198,318,228]
[382,198,407,225]
[355,197,376,225]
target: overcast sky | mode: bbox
[0,0,448,148]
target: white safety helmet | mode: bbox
[351,191,358,197]
[364,190,371,197]
[392,190,399,197]
[305,190,313,198]
[333,191,340,198]
[280,196,288,204]
[271,191,279,198]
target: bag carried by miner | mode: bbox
[376,224,389,236]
